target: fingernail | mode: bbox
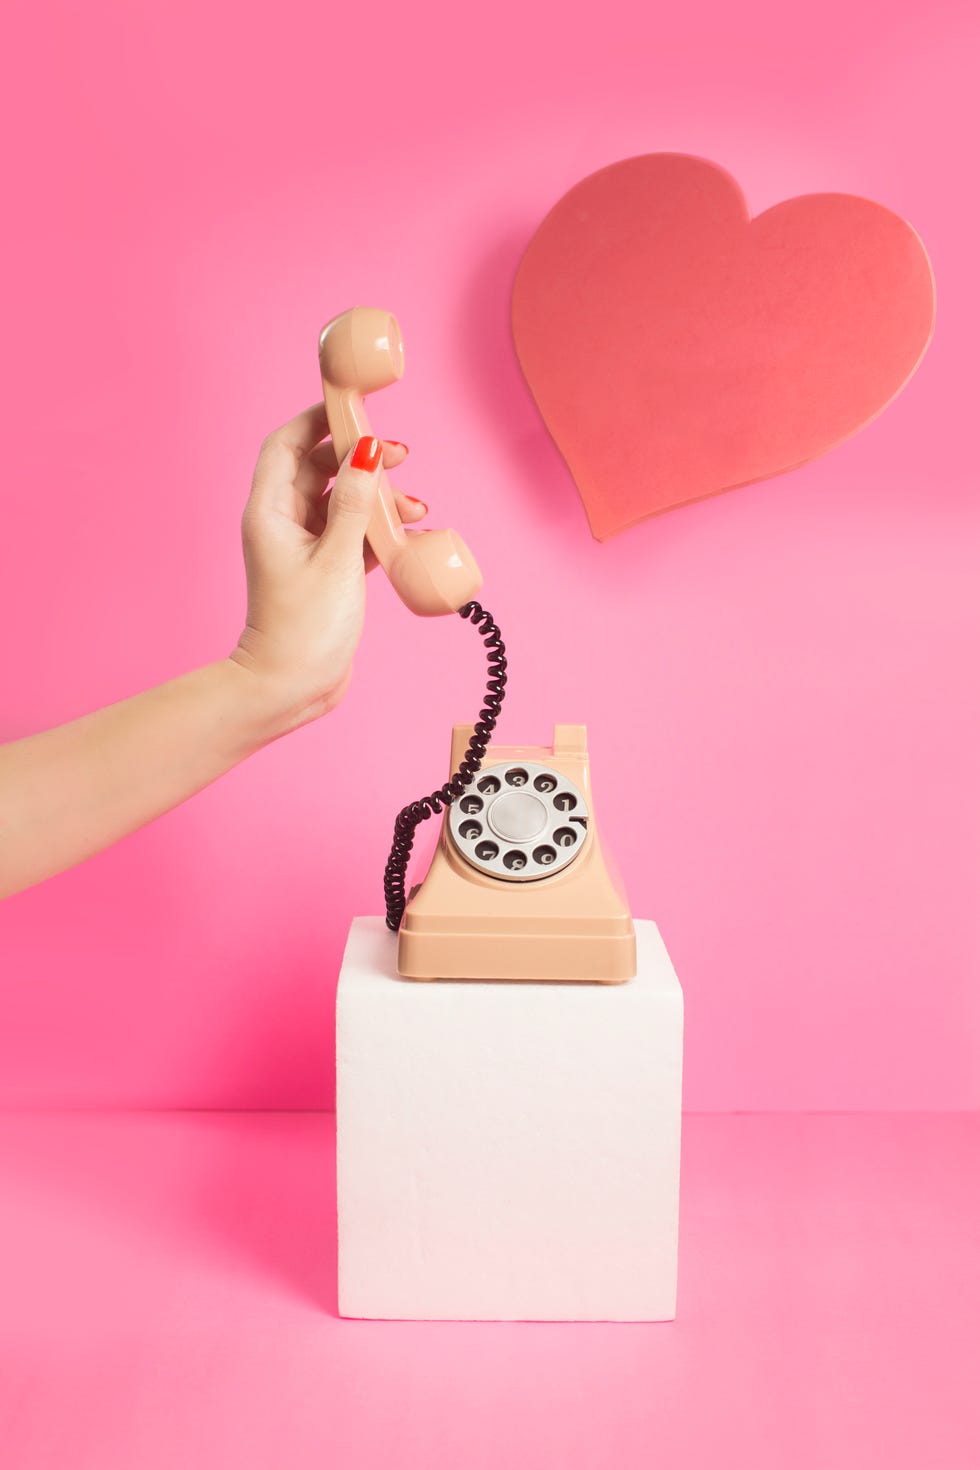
[351,435,382,471]
[405,495,428,512]
[384,440,410,455]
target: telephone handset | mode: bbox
[318,308,482,616]
[318,309,636,984]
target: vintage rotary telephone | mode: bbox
[318,308,636,983]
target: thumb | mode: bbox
[316,435,383,564]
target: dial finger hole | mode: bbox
[505,768,529,787]
[477,775,500,795]
[553,827,578,848]
[459,795,483,815]
[503,850,528,871]
[533,845,557,867]
[533,773,557,793]
[553,792,578,812]
[459,820,482,840]
[475,840,499,861]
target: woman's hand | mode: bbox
[230,404,426,732]
[0,403,423,899]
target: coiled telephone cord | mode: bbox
[383,600,507,931]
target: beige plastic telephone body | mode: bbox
[397,725,636,983]
[318,307,482,616]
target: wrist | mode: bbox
[225,645,339,743]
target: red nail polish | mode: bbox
[385,440,410,455]
[351,435,382,471]
[405,496,428,511]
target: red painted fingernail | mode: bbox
[351,435,382,471]
[385,440,410,455]
[405,496,428,511]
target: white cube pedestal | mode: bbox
[336,918,683,1321]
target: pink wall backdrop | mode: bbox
[0,0,977,1110]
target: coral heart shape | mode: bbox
[511,154,936,539]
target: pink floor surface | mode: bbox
[1,1112,978,1469]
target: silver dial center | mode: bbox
[487,791,548,842]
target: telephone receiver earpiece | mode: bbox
[318,307,483,616]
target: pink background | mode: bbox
[1,0,978,1112]
[3,1112,978,1470]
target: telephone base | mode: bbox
[397,723,637,984]
[398,918,635,984]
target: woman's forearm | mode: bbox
[0,659,293,899]
[0,415,416,902]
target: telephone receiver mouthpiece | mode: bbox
[318,307,483,616]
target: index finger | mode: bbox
[247,403,329,515]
